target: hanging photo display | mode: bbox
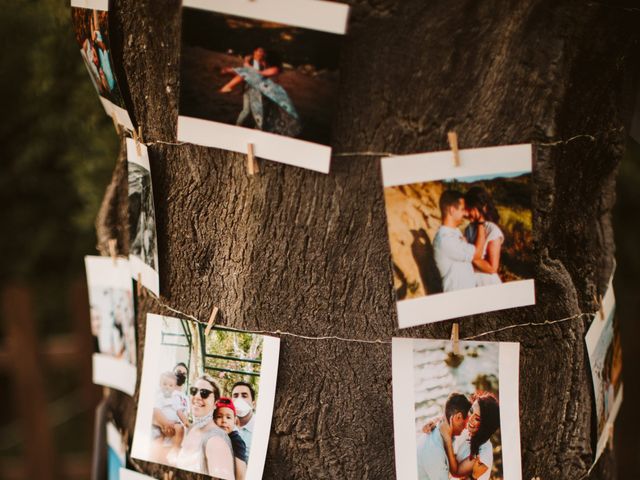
[107,421,126,480]
[177,0,350,173]
[381,144,535,327]
[85,256,137,395]
[70,0,134,130]
[585,278,623,462]
[131,314,280,480]
[392,338,522,480]
[127,138,160,296]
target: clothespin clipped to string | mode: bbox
[448,131,461,167]
[246,143,259,175]
[163,471,174,480]
[450,323,460,356]
[137,272,145,298]
[594,293,605,320]
[204,306,219,336]
[108,238,118,265]
[607,422,615,450]
[132,126,144,157]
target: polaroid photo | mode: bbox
[70,0,134,130]
[381,144,535,327]
[177,0,351,173]
[120,469,157,480]
[131,313,280,480]
[393,337,522,480]
[85,255,137,395]
[127,138,160,296]
[107,421,126,480]
[585,278,623,461]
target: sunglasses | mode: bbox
[189,387,215,399]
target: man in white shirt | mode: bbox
[232,381,257,457]
[433,190,485,292]
[417,393,472,480]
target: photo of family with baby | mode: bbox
[384,171,533,301]
[132,315,271,480]
[72,7,125,108]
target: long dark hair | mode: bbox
[465,187,500,224]
[469,392,500,457]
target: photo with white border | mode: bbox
[393,337,522,480]
[127,138,160,296]
[585,277,623,462]
[85,255,137,396]
[107,421,126,480]
[70,0,134,131]
[131,314,280,480]
[381,144,535,327]
[177,0,350,173]
[120,469,157,480]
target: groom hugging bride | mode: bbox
[433,188,504,292]
[417,392,500,480]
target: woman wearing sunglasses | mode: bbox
[174,374,236,479]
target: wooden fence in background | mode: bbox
[0,280,99,480]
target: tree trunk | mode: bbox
[96,1,639,478]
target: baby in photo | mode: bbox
[214,397,248,480]
[153,372,189,454]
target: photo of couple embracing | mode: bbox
[417,391,499,480]
[393,338,521,480]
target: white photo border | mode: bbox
[71,0,108,11]
[585,277,623,462]
[120,469,158,480]
[127,138,160,297]
[392,338,522,480]
[131,314,281,480]
[382,143,535,327]
[177,0,350,173]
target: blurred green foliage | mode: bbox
[0,0,118,284]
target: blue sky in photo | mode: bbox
[443,170,530,183]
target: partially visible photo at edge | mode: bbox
[107,421,126,480]
[71,0,134,129]
[84,255,137,395]
[177,0,350,171]
[392,338,522,480]
[586,278,623,461]
[127,139,160,296]
[131,314,280,480]
[382,144,535,327]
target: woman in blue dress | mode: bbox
[219,48,301,137]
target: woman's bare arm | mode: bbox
[205,436,236,479]
[259,66,280,77]
[472,238,502,273]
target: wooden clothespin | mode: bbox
[448,131,461,167]
[108,238,118,265]
[111,111,121,134]
[450,323,460,355]
[246,143,259,175]
[607,422,615,449]
[137,272,144,297]
[593,293,605,320]
[132,126,143,157]
[204,306,219,336]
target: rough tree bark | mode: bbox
[95,1,639,478]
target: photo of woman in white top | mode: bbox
[463,187,504,287]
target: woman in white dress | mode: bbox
[173,375,235,479]
[463,187,504,286]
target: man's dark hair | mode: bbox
[232,381,255,401]
[444,392,472,419]
[439,190,465,219]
